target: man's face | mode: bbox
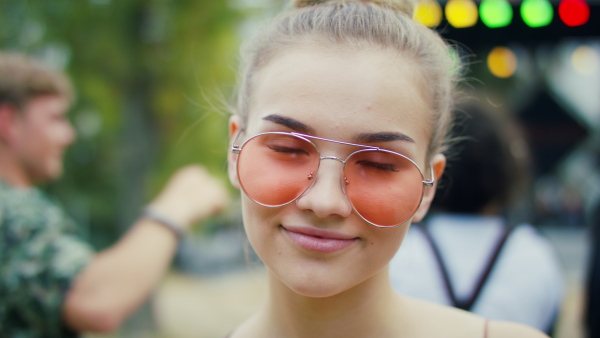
[12,95,76,185]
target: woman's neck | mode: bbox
[254,267,408,338]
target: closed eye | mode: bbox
[268,145,310,155]
[356,160,399,172]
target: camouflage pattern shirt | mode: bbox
[0,180,94,337]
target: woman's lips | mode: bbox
[282,225,359,253]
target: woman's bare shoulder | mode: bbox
[488,320,549,338]
[399,296,485,337]
[399,296,547,338]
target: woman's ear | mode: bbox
[228,115,243,189]
[412,153,446,223]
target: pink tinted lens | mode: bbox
[237,133,319,206]
[345,150,424,227]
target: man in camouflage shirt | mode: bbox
[0,180,94,337]
[0,52,230,336]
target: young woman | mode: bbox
[226,0,548,337]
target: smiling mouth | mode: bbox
[281,225,359,253]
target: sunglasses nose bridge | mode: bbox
[315,156,349,197]
[296,157,353,218]
[319,155,345,164]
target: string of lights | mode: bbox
[414,0,593,28]
[413,0,599,79]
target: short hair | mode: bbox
[432,100,531,214]
[0,52,73,110]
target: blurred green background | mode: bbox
[0,0,267,248]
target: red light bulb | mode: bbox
[559,0,590,27]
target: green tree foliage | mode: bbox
[0,0,243,247]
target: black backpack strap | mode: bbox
[420,223,514,311]
[419,225,461,307]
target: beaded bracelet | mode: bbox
[142,207,185,240]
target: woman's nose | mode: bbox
[295,159,353,220]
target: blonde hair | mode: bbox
[0,52,74,111]
[235,0,461,158]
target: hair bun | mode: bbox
[293,0,415,17]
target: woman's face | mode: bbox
[228,44,443,298]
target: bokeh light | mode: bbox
[480,0,513,28]
[558,0,590,27]
[521,0,554,27]
[487,46,518,78]
[414,0,443,27]
[571,45,600,75]
[445,0,479,28]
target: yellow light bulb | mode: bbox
[414,0,443,27]
[445,0,479,28]
[487,46,518,78]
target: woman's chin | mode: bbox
[279,273,357,299]
[288,283,344,298]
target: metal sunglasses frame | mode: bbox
[231,131,435,228]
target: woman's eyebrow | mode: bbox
[355,132,415,144]
[263,114,314,134]
[263,114,414,144]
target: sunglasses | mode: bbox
[231,131,434,228]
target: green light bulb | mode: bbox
[521,0,554,27]
[480,0,513,28]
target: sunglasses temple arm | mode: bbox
[423,165,435,188]
[231,129,245,154]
